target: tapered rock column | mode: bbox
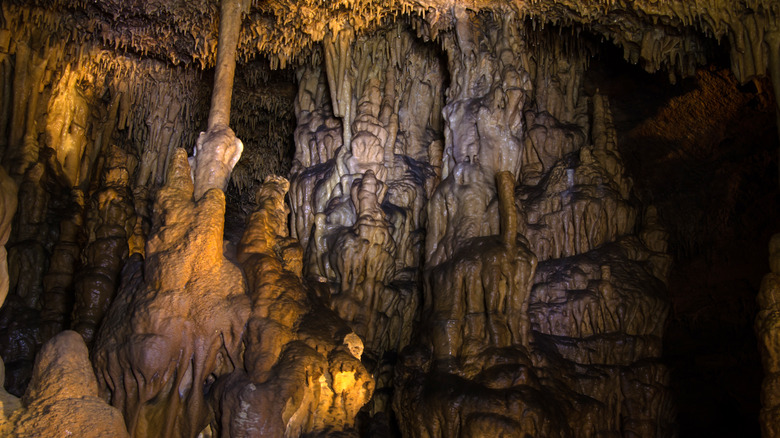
[93,150,250,437]
[93,2,249,437]
[0,166,16,307]
[0,165,19,421]
[289,24,445,356]
[189,0,246,199]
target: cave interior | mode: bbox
[0,0,779,437]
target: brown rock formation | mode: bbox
[214,176,374,437]
[93,149,250,437]
[0,166,16,307]
[290,24,444,357]
[2,331,129,437]
[0,0,777,436]
[757,233,780,438]
[71,145,136,345]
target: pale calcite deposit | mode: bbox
[0,0,776,436]
[289,23,444,358]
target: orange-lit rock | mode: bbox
[0,166,16,307]
[0,0,776,436]
[215,176,374,437]
[2,331,128,437]
[93,149,250,437]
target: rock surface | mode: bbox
[93,149,250,437]
[2,331,128,437]
[757,233,780,438]
[214,176,374,437]
[0,0,776,436]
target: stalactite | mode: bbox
[290,23,443,360]
[190,0,245,201]
[396,11,673,436]
[0,0,776,436]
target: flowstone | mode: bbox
[214,176,374,437]
[284,10,674,436]
[93,149,250,437]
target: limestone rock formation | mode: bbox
[1,331,129,437]
[0,357,20,422]
[93,149,250,437]
[757,233,780,438]
[71,145,136,345]
[0,0,777,436]
[289,24,444,358]
[0,166,16,308]
[214,176,374,437]
[392,11,674,437]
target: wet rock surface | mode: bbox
[0,0,777,436]
[2,331,129,437]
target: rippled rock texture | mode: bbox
[284,10,674,437]
[0,0,778,436]
[1,331,129,437]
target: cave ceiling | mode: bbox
[11,0,779,81]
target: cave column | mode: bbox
[189,0,247,200]
[423,8,536,361]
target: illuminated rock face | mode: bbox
[93,149,251,437]
[2,331,129,437]
[0,167,16,309]
[283,10,674,436]
[215,176,374,437]
[0,0,777,436]
[289,24,445,359]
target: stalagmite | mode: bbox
[757,234,780,438]
[39,190,83,341]
[215,176,373,437]
[93,149,250,438]
[0,0,776,436]
[0,166,19,423]
[1,331,128,437]
[71,146,135,346]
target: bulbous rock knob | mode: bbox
[343,332,364,360]
[189,125,243,200]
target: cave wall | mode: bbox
[286,10,675,437]
[0,0,777,437]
